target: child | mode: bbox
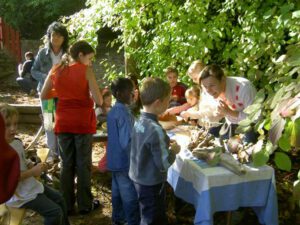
[187,60,205,84]
[0,114,20,203]
[0,104,70,225]
[16,51,37,95]
[165,66,187,107]
[129,77,180,225]
[164,85,200,116]
[95,88,112,125]
[95,88,112,173]
[41,40,102,215]
[106,77,140,225]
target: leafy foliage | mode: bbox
[65,0,300,203]
[0,0,85,38]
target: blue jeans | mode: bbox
[57,133,93,212]
[111,171,140,225]
[16,77,37,94]
[133,182,167,225]
[21,185,70,225]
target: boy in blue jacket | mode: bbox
[107,77,140,225]
[129,77,180,225]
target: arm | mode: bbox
[20,163,47,180]
[165,103,191,115]
[20,61,31,77]
[150,127,173,172]
[86,67,103,106]
[18,64,23,76]
[40,70,53,100]
[118,113,134,150]
[31,50,48,83]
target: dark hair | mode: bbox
[199,64,224,83]
[69,40,95,61]
[46,22,69,52]
[140,77,171,106]
[164,66,178,76]
[111,77,134,99]
[24,51,34,60]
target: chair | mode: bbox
[0,204,26,225]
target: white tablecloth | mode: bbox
[167,148,278,225]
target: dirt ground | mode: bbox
[1,74,299,225]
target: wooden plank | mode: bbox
[18,114,41,124]
[9,104,41,114]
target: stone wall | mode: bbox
[94,27,124,87]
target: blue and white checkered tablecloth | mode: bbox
[167,148,278,225]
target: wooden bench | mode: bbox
[0,204,26,225]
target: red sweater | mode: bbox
[51,63,96,134]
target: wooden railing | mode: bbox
[0,17,21,63]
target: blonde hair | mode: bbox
[185,86,200,99]
[187,60,205,77]
[0,104,19,121]
[140,77,171,106]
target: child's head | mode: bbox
[187,60,205,84]
[69,41,95,66]
[140,77,171,114]
[185,86,200,106]
[25,51,34,61]
[0,104,18,143]
[102,89,112,107]
[111,77,135,105]
[165,66,179,88]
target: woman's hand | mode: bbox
[217,100,238,118]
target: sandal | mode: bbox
[79,199,101,215]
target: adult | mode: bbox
[182,60,223,134]
[199,64,257,142]
[16,51,37,95]
[41,40,103,215]
[31,22,69,161]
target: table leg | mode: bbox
[226,211,232,225]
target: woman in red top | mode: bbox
[41,41,102,215]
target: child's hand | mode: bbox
[170,140,181,154]
[180,111,190,120]
[31,163,47,177]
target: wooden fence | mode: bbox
[0,17,21,63]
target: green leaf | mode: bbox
[253,149,269,167]
[244,103,261,114]
[238,118,252,127]
[292,10,300,18]
[278,135,291,151]
[298,170,300,180]
[291,118,300,148]
[253,89,265,104]
[274,152,292,171]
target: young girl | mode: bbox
[41,40,103,215]
[95,88,112,125]
[1,104,70,225]
[95,88,112,173]
[164,85,200,116]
